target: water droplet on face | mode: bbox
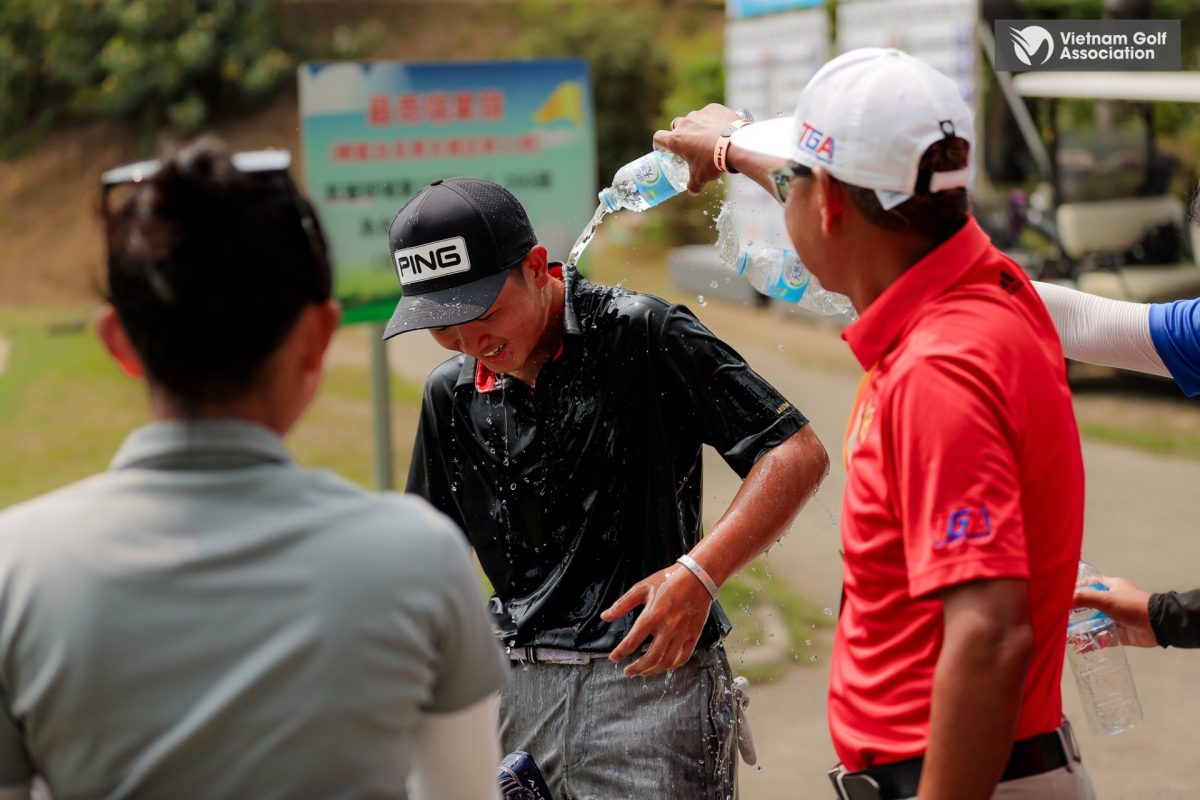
[810,655,819,662]
[822,607,834,616]
[804,639,812,647]
[778,344,785,352]
[709,280,719,289]
[697,295,708,307]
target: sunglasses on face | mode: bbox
[767,162,813,206]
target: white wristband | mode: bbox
[676,554,720,601]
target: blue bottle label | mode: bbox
[631,153,679,208]
[769,250,810,303]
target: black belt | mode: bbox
[849,728,1069,800]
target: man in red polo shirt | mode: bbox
[662,48,1093,799]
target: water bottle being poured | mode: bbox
[566,150,691,271]
[713,201,856,317]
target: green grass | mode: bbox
[0,310,425,508]
[1077,420,1200,461]
[719,558,834,684]
[0,310,144,507]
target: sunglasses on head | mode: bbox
[101,149,330,295]
[767,162,813,206]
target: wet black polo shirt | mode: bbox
[407,267,808,652]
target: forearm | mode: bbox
[690,426,828,586]
[922,635,1029,799]
[1033,281,1169,377]
[1149,589,1200,648]
[409,694,502,800]
[921,584,1032,800]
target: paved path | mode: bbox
[381,295,1200,799]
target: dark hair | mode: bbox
[104,138,332,409]
[842,136,971,245]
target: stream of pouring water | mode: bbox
[565,198,741,273]
[566,202,610,270]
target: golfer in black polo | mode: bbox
[384,177,829,798]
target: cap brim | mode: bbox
[382,268,509,339]
[730,117,795,162]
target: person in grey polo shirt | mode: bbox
[0,139,507,800]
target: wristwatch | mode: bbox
[714,118,752,174]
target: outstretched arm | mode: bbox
[1033,281,1169,377]
[603,427,829,676]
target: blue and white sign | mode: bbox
[727,0,824,18]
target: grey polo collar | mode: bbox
[110,420,293,471]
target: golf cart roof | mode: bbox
[1013,71,1200,103]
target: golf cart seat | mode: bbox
[1056,196,1200,303]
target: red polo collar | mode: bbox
[841,218,991,371]
[474,264,567,393]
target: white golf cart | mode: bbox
[992,69,1200,304]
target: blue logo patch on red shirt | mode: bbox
[934,506,993,549]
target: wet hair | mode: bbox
[104,138,332,409]
[841,136,971,245]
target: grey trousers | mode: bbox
[498,644,738,800]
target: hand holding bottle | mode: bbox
[652,104,746,195]
[1074,575,1157,648]
[1066,560,1144,735]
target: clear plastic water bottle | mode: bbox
[1066,560,1144,735]
[737,248,856,316]
[599,150,690,212]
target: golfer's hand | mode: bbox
[1074,575,1157,648]
[653,104,743,195]
[601,563,713,677]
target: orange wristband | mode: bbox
[714,119,752,174]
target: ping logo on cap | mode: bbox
[393,236,471,285]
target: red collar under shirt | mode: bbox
[830,218,1084,770]
[474,264,569,393]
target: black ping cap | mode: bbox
[382,177,537,339]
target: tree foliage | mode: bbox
[506,1,675,194]
[1,0,294,146]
